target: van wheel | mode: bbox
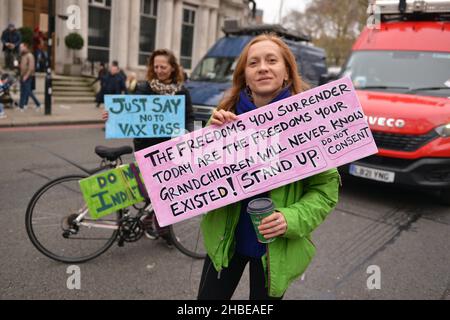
[438,189,450,206]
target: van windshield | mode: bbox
[191,57,237,82]
[342,51,450,97]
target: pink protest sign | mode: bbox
[135,77,378,227]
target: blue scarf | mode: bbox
[236,86,292,115]
[234,85,292,258]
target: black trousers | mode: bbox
[197,252,283,300]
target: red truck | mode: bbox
[338,0,450,204]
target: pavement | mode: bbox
[0,102,103,128]
[0,71,103,128]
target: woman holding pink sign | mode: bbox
[197,34,340,300]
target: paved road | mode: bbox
[0,125,449,300]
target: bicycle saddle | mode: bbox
[95,145,133,161]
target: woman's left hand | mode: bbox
[101,111,109,122]
[258,211,287,240]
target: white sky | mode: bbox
[254,0,311,24]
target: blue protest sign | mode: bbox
[105,95,186,139]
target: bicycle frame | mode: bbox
[73,202,152,231]
[75,208,119,231]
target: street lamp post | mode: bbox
[45,0,55,116]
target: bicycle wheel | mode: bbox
[26,175,121,263]
[169,214,206,260]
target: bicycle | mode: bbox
[25,145,206,264]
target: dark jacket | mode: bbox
[102,72,127,95]
[1,29,21,52]
[133,81,195,152]
[91,68,108,86]
[97,72,127,104]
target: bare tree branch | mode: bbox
[282,0,369,66]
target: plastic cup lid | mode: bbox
[247,198,274,214]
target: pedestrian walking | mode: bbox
[19,43,41,112]
[93,62,108,108]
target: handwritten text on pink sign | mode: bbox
[135,77,378,226]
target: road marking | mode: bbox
[0,123,104,133]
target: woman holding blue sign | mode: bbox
[133,49,194,150]
[197,34,340,300]
[102,49,194,246]
[135,49,194,244]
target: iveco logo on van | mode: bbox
[365,116,406,128]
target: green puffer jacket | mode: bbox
[200,168,340,297]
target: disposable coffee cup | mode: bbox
[248,198,276,244]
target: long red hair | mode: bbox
[217,33,309,112]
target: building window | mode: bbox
[180,6,196,69]
[88,0,112,63]
[139,0,158,66]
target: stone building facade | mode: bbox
[1,0,250,74]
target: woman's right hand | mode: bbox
[211,109,238,126]
[102,111,109,122]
